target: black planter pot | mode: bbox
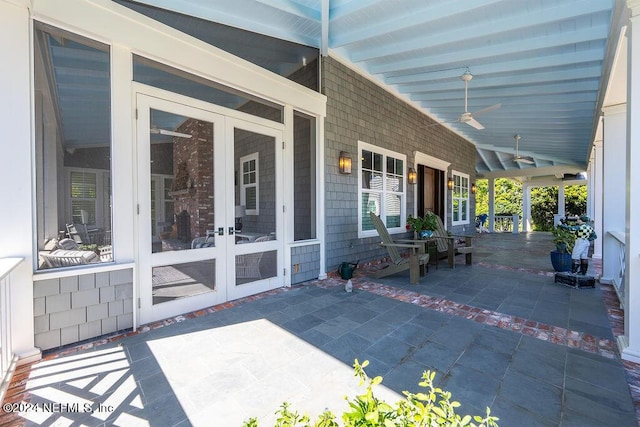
[550,250,572,272]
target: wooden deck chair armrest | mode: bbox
[379,242,421,250]
[431,235,455,241]
[450,233,474,239]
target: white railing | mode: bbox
[0,258,22,398]
[608,231,626,308]
[494,215,515,232]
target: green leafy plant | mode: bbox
[551,225,576,254]
[79,243,99,255]
[243,359,499,427]
[406,212,439,233]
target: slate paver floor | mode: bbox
[2,232,639,426]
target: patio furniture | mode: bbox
[236,235,273,279]
[369,212,429,284]
[45,235,112,266]
[191,230,216,248]
[41,248,100,267]
[431,215,473,268]
[66,223,111,246]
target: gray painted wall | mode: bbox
[321,57,477,272]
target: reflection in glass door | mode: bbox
[228,120,283,300]
[137,93,285,323]
[137,94,225,324]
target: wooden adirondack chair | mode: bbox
[430,215,473,268]
[369,212,429,284]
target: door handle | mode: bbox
[228,227,235,235]
[217,227,224,236]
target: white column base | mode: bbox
[17,347,41,366]
[618,335,640,364]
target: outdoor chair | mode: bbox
[66,223,89,245]
[369,211,429,284]
[431,215,473,268]
[40,238,100,267]
[236,235,273,279]
[191,230,216,248]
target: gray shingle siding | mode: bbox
[34,268,134,350]
[321,56,476,271]
[291,244,320,284]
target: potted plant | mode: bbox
[550,224,575,272]
[406,212,438,239]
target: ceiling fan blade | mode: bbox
[464,116,484,130]
[515,157,534,164]
[471,103,502,117]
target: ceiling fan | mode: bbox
[512,134,534,164]
[457,71,501,130]
[426,70,501,130]
[150,126,192,139]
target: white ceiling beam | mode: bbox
[397,67,603,94]
[370,25,608,75]
[329,0,387,20]
[253,0,320,19]
[385,50,605,83]
[427,107,595,119]
[411,81,599,101]
[352,0,612,62]
[423,95,596,109]
[331,0,503,47]
[477,146,577,164]
[321,0,329,56]
[476,148,493,172]
[478,164,586,180]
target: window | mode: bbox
[293,112,316,241]
[240,153,259,214]
[358,141,406,237]
[451,171,470,225]
[34,22,112,269]
[70,171,97,224]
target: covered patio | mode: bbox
[2,232,637,426]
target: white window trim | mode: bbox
[66,167,108,227]
[451,170,470,226]
[358,141,407,238]
[240,152,259,215]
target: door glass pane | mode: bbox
[150,109,216,252]
[235,250,277,286]
[234,128,276,244]
[153,260,215,305]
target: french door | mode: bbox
[136,91,284,324]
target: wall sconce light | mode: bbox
[339,151,352,174]
[408,167,417,184]
[471,183,477,194]
[447,177,454,191]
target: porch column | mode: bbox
[589,136,603,259]
[487,177,495,232]
[557,183,565,218]
[622,0,640,363]
[522,183,531,232]
[601,105,626,287]
[0,0,40,363]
